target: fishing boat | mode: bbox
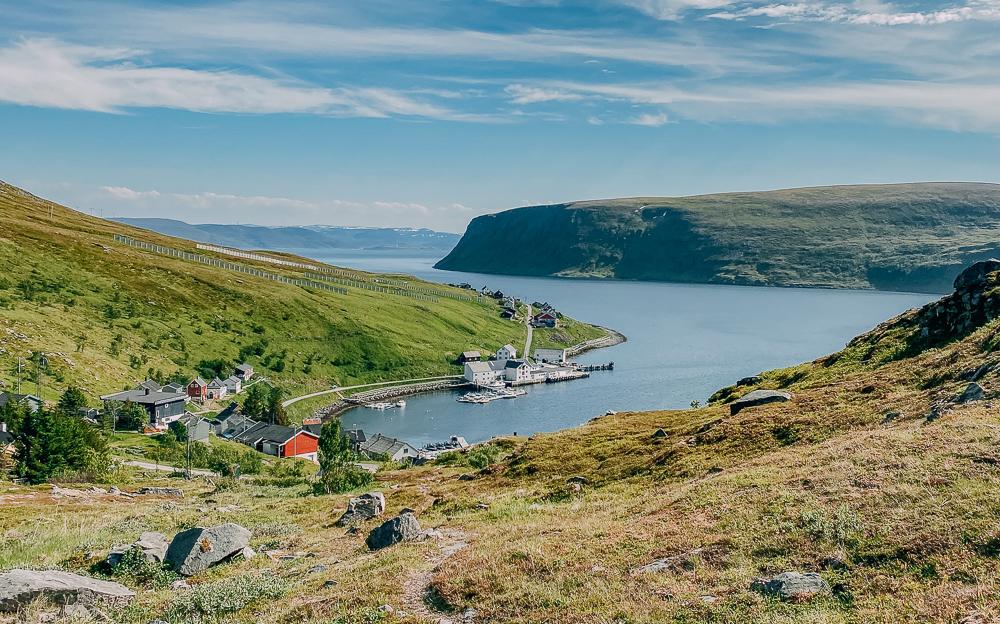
[396,400,406,408]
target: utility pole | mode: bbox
[16,358,22,395]
[185,425,192,480]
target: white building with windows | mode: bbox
[534,348,567,364]
[495,344,517,362]
[504,359,533,383]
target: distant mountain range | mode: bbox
[112,218,460,252]
[436,183,1000,293]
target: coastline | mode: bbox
[314,325,627,421]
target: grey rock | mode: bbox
[170,580,190,591]
[114,532,169,564]
[737,375,762,386]
[457,473,475,481]
[954,382,986,404]
[0,569,135,612]
[751,572,830,602]
[881,411,901,424]
[730,390,792,415]
[164,523,252,576]
[954,259,1000,291]
[308,564,328,574]
[335,491,386,527]
[366,513,422,551]
[566,475,589,485]
[652,428,667,438]
[237,546,256,561]
[137,487,183,498]
[322,580,338,588]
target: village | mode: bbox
[0,295,614,475]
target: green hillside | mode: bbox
[436,183,1000,293]
[0,181,593,403]
[5,264,1000,623]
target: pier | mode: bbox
[578,361,614,372]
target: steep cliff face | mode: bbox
[436,183,1000,293]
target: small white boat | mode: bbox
[365,402,395,410]
[396,400,406,408]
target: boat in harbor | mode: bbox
[457,387,527,404]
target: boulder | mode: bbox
[0,569,135,612]
[954,382,986,404]
[108,531,169,567]
[566,476,589,485]
[335,492,386,527]
[164,523,252,576]
[366,513,422,551]
[737,375,762,387]
[730,390,791,415]
[751,572,830,602]
[954,259,1000,291]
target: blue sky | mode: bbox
[1,0,999,231]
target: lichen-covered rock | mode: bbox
[108,531,169,567]
[366,513,422,551]
[751,572,830,602]
[335,492,386,527]
[137,487,183,497]
[164,523,251,576]
[730,390,792,415]
[954,382,985,404]
[0,569,135,612]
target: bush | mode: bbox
[434,443,504,470]
[111,547,178,588]
[164,573,285,621]
[314,463,373,495]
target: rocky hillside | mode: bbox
[5,261,1000,623]
[436,183,1000,293]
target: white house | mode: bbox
[534,348,567,364]
[496,344,517,362]
[222,376,243,395]
[504,359,533,383]
[464,361,498,385]
[206,378,228,400]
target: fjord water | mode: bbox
[313,250,935,446]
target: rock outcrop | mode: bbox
[730,390,792,415]
[336,492,386,527]
[0,569,135,612]
[751,572,830,602]
[108,531,169,567]
[366,512,422,551]
[164,523,252,576]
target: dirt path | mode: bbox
[400,528,474,623]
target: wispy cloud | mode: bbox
[706,0,1000,25]
[96,185,478,230]
[627,111,670,126]
[0,38,487,120]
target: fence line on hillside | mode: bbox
[193,241,479,303]
[114,235,349,295]
[195,243,320,270]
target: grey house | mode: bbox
[100,387,187,429]
[174,413,212,443]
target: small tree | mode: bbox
[242,383,269,421]
[57,386,88,416]
[15,408,109,484]
[267,386,288,426]
[104,400,147,432]
[316,420,371,494]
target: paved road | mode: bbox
[282,375,463,408]
[523,303,533,357]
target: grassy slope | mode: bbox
[437,182,1000,293]
[5,272,1000,622]
[0,181,597,404]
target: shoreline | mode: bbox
[314,325,627,421]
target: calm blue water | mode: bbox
[307,250,935,447]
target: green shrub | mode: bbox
[111,547,178,589]
[164,573,286,621]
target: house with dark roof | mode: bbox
[302,417,323,436]
[232,423,319,460]
[0,392,43,414]
[234,363,254,381]
[222,376,242,395]
[458,351,482,364]
[136,379,161,393]
[359,433,421,462]
[100,387,187,429]
[346,429,367,451]
[504,359,534,383]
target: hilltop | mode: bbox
[0,181,597,404]
[436,183,1000,293]
[4,262,1000,622]
[112,218,460,252]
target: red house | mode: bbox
[278,430,319,460]
[187,377,207,400]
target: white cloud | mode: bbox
[627,111,670,126]
[504,83,583,104]
[0,38,485,120]
[707,0,1000,25]
[616,0,737,20]
[95,186,478,231]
